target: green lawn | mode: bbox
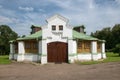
[0,55,11,64]
[76,52,120,65]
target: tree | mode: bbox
[91,27,113,50]
[91,24,120,56]
[111,24,120,48]
[0,25,18,55]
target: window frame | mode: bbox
[25,42,31,49]
[59,25,63,31]
[97,42,101,49]
[77,41,82,48]
[33,42,38,49]
[84,41,90,49]
[52,25,56,31]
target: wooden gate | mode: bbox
[47,42,68,63]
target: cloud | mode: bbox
[38,9,45,12]
[47,0,120,34]
[18,6,34,11]
[0,0,120,35]
[0,16,13,23]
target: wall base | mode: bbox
[9,53,107,64]
[68,53,106,62]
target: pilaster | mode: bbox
[17,41,25,61]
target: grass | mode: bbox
[76,52,120,65]
[0,55,11,64]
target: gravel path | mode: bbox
[0,62,120,80]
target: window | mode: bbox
[97,42,101,49]
[78,41,82,48]
[84,41,90,49]
[59,25,63,30]
[33,42,38,49]
[25,42,31,49]
[52,25,56,30]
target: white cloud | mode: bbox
[48,0,120,34]
[18,6,34,11]
[0,16,13,23]
[38,9,45,12]
[0,0,120,35]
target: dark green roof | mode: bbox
[73,30,98,40]
[17,30,42,40]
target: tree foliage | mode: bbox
[91,24,120,56]
[0,25,18,55]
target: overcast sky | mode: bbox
[0,0,120,36]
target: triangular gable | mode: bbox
[46,14,69,23]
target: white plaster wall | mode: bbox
[91,41,97,53]
[103,53,106,59]
[17,54,24,61]
[42,18,72,43]
[9,43,15,60]
[98,53,102,59]
[42,40,47,55]
[46,38,67,43]
[69,56,75,63]
[77,54,92,60]
[68,40,73,54]
[41,40,47,64]
[24,54,38,62]
[92,54,98,60]
[10,43,14,53]
[38,40,42,53]
[41,56,47,64]
[18,41,25,54]
[14,54,18,60]
[76,53,102,61]
[102,42,105,53]
[9,54,13,60]
[72,40,77,53]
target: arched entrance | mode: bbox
[47,42,68,63]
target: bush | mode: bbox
[113,44,120,56]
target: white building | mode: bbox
[9,14,106,64]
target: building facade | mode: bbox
[9,14,106,64]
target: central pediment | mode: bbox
[46,14,69,23]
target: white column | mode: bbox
[18,41,25,54]
[102,42,105,53]
[68,39,75,63]
[17,41,25,61]
[72,40,77,54]
[91,41,98,60]
[38,40,42,62]
[9,43,14,59]
[41,39,47,64]
[101,42,106,59]
[91,41,97,53]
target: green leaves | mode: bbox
[0,25,18,55]
[91,24,120,55]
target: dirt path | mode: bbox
[0,62,120,80]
